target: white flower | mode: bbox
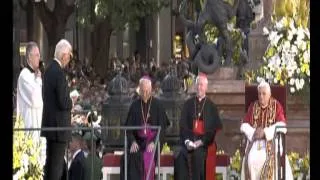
[296,68,301,74]
[304,28,310,39]
[306,70,310,76]
[294,40,305,52]
[297,28,305,42]
[274,78,278,84]
[257,76,264,83]
[283,41,291,52]
[275,20,284,30]
[13,173,19,180]
[287,31,294,42]
[275,55,281,66]
[274,34,283,46]
[277,43,283,52]
[39,137,47,167]
[20,153,29,173]
[263,27,269,35]
[295,79,302,90]
[268,31,279,45]
[290,87,295,93]
[291,45,298,55]
[300,78,305,88]
[268,56,277,72]
[266,72,273,80]
[289,19,296,30]
[303,51,310,63]
[21,153,29,168]
[287,69,294,78]
[289,78,295,85]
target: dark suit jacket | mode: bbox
[69,151,86,180]
[41,59,72,142]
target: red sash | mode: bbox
[193,119,220,180]
[206,142,217,180]
[193,119,205,135]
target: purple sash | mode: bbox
[137,124,156,180]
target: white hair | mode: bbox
[54,39,72,60]
[139,78,152,88]
[257,81,271,94]
[195,75,208,85]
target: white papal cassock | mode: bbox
[240,98,294,180]
[16,67,43,141]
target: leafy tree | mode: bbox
[19,0,76,59]
[77,0,169,77]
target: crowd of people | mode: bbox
[14,39,294,180]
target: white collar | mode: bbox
[197,95,206,102]
[54,58,62,67]
[72,149,82,160]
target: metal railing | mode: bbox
[273,125,310,180]
[13,125,162,180]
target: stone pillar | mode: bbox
[247,0,275,71]
[156,4,172,66]
[116,31,123,59]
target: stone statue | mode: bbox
[177,0,260,75]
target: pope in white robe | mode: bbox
[16,43,43,141]
[240,81,293,180]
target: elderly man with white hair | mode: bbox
[41,39,74,180]
[240,81,293,180]
[174,72,222,180]
[120,75,170,180]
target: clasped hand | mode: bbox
[130,141,155,153]
[253,127,265,140]
[186,140,203,150]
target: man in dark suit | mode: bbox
[41,39,74,180]
[62,133,86,180]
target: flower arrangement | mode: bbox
[253,16,310,94]
[161,142,173,155]
[228,149,310,180]
[287,151,310,180]
[228,149,241,180]
[244,0,310,96]
[13,115,46,180]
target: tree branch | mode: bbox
[33,0,54,33]
[53,0,75,23]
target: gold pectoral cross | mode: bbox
[258,142,261,150]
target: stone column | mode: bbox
[156,4,172,66]
[116,31,124,59]
[247,0,275,71]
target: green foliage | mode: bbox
[77,0,169,31]
[287,151,310,179]
[203,19,244,65]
